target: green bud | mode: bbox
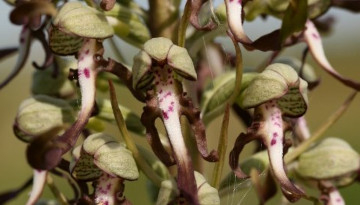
[156,172,220,205]
[53,2,113,39]
[82,133,139,180]
[239,63,308,117]
[156,180,177,205]
[297,137,360,181]
[167,45,197,81]
[31,57,75,98]
[105,3,150,48]
[195,172,220,205]
[133,37,197,89]
[14,95,75,142]
[143,37,173,62]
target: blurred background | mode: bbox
[1,1,360,204]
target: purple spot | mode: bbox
[165,91,172,97]
[162,110,169,120]
[312,33,319,39]
[104,201,109,205]
[273,132,278,137]
[83,68,90,78]
[159,98,163,103]
[20,38,25,43]
[265,105,268,110]
[85,49,89,55]
[168,106,173,112]
[274,122,281,127]
[271,139,277,146]
[159,89,163,94]
[155,81,159,85]
[171,101,174,105]
[169,80,173,84]
[336,198,342,202]
[106,183,111,190]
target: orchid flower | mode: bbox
[26,2,114,170]
[132,37,218,204]
[230,63,308,202]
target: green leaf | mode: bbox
[280,0,307,43]
[53,2,113,39]
[49,26,84,55]
[96,98,145,135]
[201,72,258,123]
[105,3,150,48]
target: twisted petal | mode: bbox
[304,20,360,90]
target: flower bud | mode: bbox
[14,95,75,142]
[105,3,150,48]
[297,137,360,182]
[31,57,75,98]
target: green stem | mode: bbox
[177,0,191,47]
[46,175,67,205]
[285,91,357,164]
[229,34,243,104]
[108,80,163,187]
[211,104,230,189]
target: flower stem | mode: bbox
[285,91,357,164]
[177,0,191,47]
[46,175,67,205]
[211,104,230,189]
[108,80,163,187]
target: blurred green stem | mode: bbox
[46,175,67,205]
[108,80,163,187]
[177,0,191,47]
[211,104,230,189]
